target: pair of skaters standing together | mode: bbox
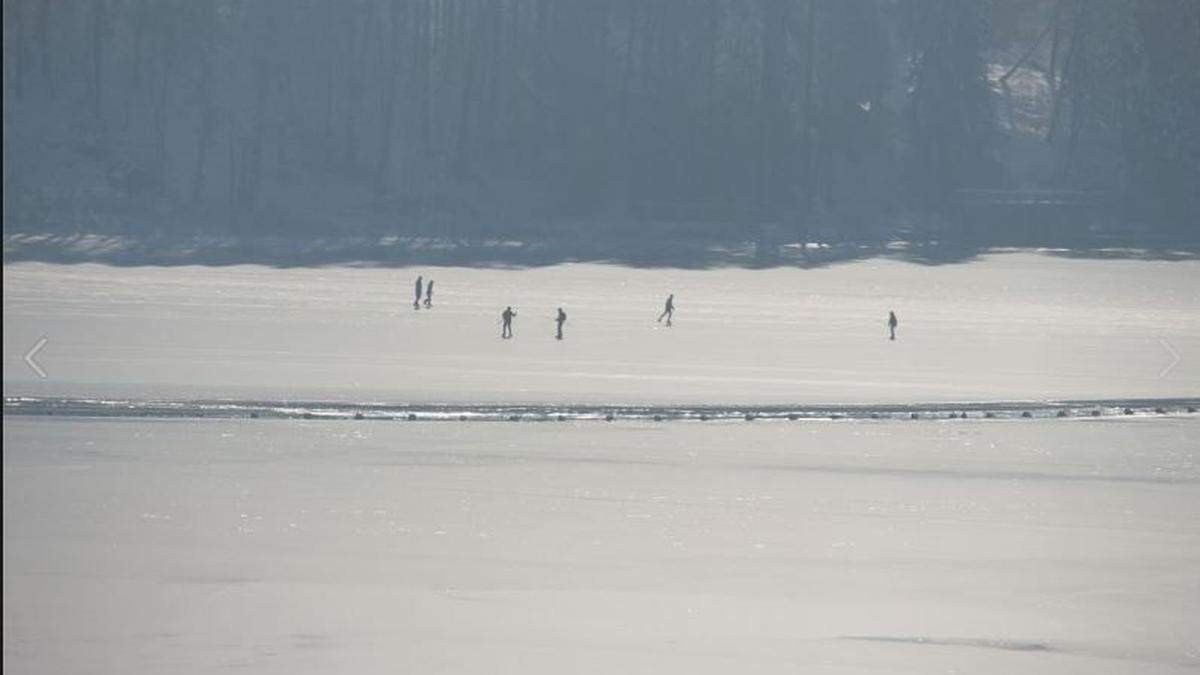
[412,276,433,309]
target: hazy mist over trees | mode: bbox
[3,0,1197,242]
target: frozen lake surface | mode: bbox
[4,416,1199,674]
[3,253,1198,672]
[4,252,1199,405]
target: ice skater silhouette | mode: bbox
[424,280,434,308]
[413,276,423,310]
[555,307,567,340]
[657,294,675,326]
[888,310,899,340]
[501,306,517,339]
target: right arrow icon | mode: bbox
[1158,337,1181,379]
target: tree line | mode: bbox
[2,0,1196,239]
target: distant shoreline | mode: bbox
[5,230,1197,269]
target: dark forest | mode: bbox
[3,0,1197,246]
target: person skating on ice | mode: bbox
[501,306,517,339]
[657,294,675,327]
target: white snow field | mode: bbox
[3,416,1198,674]
[3,252,1199,673]
[3,251,1199,405]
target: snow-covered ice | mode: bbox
[4,251,1199,405]
[4,416,1198,673]
[3,252,1199,672]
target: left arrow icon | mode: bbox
[25,336,48,378]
